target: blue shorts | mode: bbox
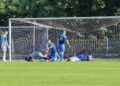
[58,44,65,52]
[1,43,7,52]
[49,52,58,60]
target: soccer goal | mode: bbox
[9,16,120,61]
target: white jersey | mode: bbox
[69,56,80,62]
[88,55,94,61]
[30,51,44,58]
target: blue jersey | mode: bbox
[58,34,67,44]
[77,54,89,61]
[1,34,7,44]
[48,42,57,54]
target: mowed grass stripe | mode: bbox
[0,62,120,86]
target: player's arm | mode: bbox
[47,44,53,51]
[5,36,9,48]
[41,49,50,57]
[57,35,60,46]
[6,41,9,48]
[66,40,71,48]
[57,38,59,46]
[65,36,71,48]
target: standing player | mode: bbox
[48,39,58,62]
[58,30,71,61]
[1,30,9,62]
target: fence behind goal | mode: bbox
[9,16,120,60]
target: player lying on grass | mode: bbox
[25,51,49,62]
[58,29,71,61]
[68,51,95,62]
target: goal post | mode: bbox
[9,19,12,61]
[9,16,120,61]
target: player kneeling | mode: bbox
[48,39,59,62]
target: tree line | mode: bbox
[0,0,120,26]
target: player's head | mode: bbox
[48,39,51,44]
[4,30,8,35]
[62,29,67,34]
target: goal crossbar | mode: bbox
[9,16,120,20]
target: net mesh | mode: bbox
[10,17,120,59]
[11,20,48,58]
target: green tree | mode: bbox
[0,0,120,26]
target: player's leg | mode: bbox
[2,45,7,62]
[52,52,58,62]
[3,51,6,61]
[59,44,65,61]
[59,52,64,61]
[56,53,60,62]
[48,54,52,62]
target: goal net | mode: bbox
[9,16,120,61]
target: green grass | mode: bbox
[0,62,120,86]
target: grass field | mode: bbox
[0,62,120,86]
